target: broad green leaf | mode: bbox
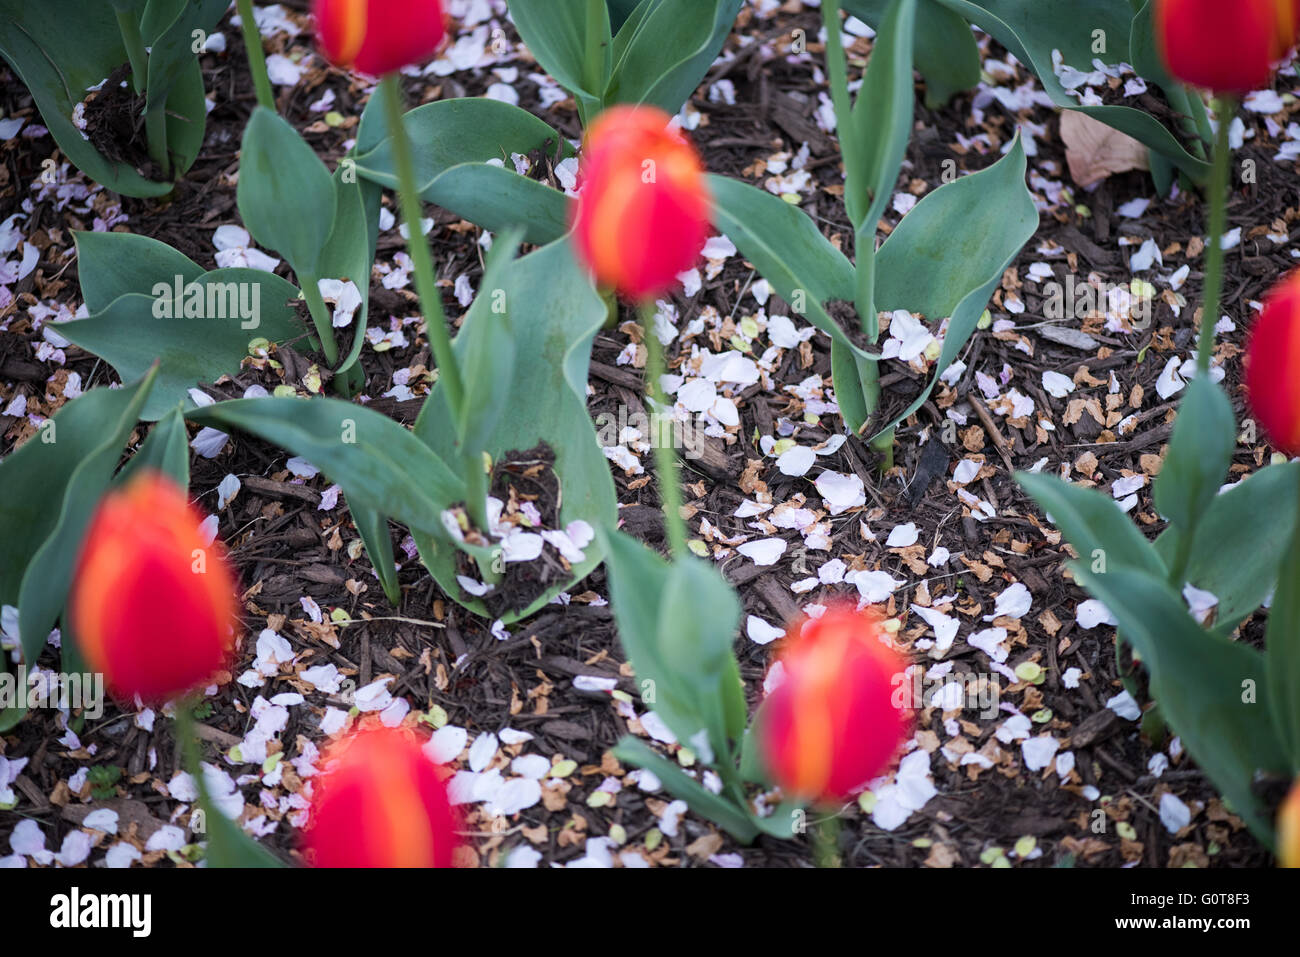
[185,397,464,541]
[412,238,617,622]
[605,0,644,33]
[159,59,209,177]
[1128,1,1177,96]
[1153,376,1235,540]
[1266,475,1300,767]
[118,406,191,488]
[658,557,744,760]
[738,727,765,784]
[57,269,306,421]
[0,377,150,663]
[932,0,1210,181]
[508,0,610,121]
[453,232,520,453]
[869,134,1037,439]
[319,163,383,378]
[910,0,980,108]
[1017,471,1167,580]
[830,0,916,239]
[841,0,981,108]
[831,339,879,437]
[74,230,204,312]
[604,0,743,116]
[142,0,226,175]
[600,528,721,747]
[612,736,759,842]
[353,98,572,244]
[1160,462,1300,637]
[748,801,803,839]
[195,764,285,867]
[657,557,742,689]
[237,107,337,279]
[1071,563,1289,843]
[0,0,172,197]
[708,174,876,365]
[139,0,184,41]
[608,0,655,66]
[18,368,158,667]
[351,506,402,607]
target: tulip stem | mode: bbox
[299,275,340,367]
[379,74,465,423]
[639,301,689,560]
[465,450,497,575]
[811,812,842,868]
[582,0,608,116]
[115,7,149,95]
[236,0,277,112]
[1196,96,1234,378]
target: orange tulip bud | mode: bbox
[757,605,912,804]
[1156,0,1296,93]
[1245,270,1300,457]
[301,726,460,867]
[314,0,446,76]
[70,471,239,704]
[1279,778,1300,867]
[571,106,712,302]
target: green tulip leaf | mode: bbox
[186,396,464,541]
[118,406,192,489]
[604,0,744,116]
[237,106,338,280]
[411,237,617,622]
[58,269,306,422]
[932,0,1210,181]
[1156,462,1300,638]
[612,736,759,843]
[508,0,610,121]
[1153,375,1236,540]
[1071,562,1289,844]
[74,230,205,313]
[868,133,1038,439]
[353,97,573,245]
[15,368,159,668]
[841,0,981,108]
[1017,470,1167,580]
[1266,473,1300,767]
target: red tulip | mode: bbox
[1280,778,1300,867]
[70,471,239,704]
[1245,270,1300,457]
[571,105,712,302]
[314,0,447,76]
[757,605,912,804]
[301,726,460,867]
[1156,0,1297,93]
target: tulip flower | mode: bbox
[1245,270,1300,457]
[1280,778,1300,867]
[757,605,912,804]
[571,105,712,302]
[70,471,239,704]
[1156,0,1297,93]
[301,726,460,867]
[314,0,446,76]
